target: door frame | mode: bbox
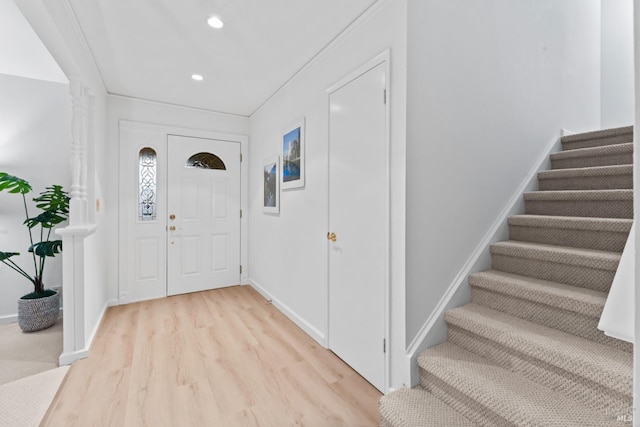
[325,50,391,391]
[118,120,248,304]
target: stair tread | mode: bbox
[379,388,475,427]
[470,270,605,317]
[561,126,633,144]
[418,342,622,426]
[550,142,633,160]
[524,189,633,201]
[538,164,632,179]
[508,215,632,232]
[491,240,620,270]
[444,304,632,393]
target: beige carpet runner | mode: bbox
[380,126,634,426]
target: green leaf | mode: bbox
[0,251,20,261]
[0,173,31,194]
[33,185,69,216]
[25,211,68,229]
[28,240,63,257]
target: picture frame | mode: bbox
[281,117,305,190]
[263,155,280,214]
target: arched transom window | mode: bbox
[185,152,226,170]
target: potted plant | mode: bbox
[0,172,69,332]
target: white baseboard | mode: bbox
[85,299,118,349]
[405,131,564,385]
[59,349,88,366]
[59,298,118,366]
[0,306,64,325]
[248,279,325,346]
[0,314,18,325]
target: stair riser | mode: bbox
[524,199,633,219]
[491,254,615,292]
[551,153,633,169]
[509,225,629,252]
[538,174,632,191]
[447,326,632,413]
[470,287,631,352]
[419,370,511,426]
[561,134,633,151]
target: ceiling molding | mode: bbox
[249,0,385,118]
[107,93,250,120]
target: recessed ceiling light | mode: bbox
[207,16,224,29]
[191,74,204,81]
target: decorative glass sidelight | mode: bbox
[138,147,157,221]
[185,152,226,170]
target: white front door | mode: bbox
[328,60,388,391]
[167,135,241,296]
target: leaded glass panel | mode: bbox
[139,147,157,221]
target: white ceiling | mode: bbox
[0,0,67,84]
[67,0,378,116]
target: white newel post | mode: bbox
[56,78,96,366]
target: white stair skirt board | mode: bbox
[598,223,635,343]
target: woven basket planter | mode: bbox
[17,291,60,332]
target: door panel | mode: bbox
[167,135,241,296]
[118,125,168,303]
[328,62,387,392]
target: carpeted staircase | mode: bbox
[380,126,634,426]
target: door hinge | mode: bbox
[240,209,243,218]
[383,338,386,353]
[240,265,243,274]
[240,153,243,162]
[383,89,387,104]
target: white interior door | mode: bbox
[328,61,388,391]
[167,135,241,296]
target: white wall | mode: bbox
[406,0,602,348]
[0,73,70,320]
[601,0,635,129]
[105,95,250,303]
[248,0,407,389]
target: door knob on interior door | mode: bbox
[169,225,176,231]
[327,232,337,242]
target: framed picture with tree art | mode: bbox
[281,117,305,190]
[263,155,280,213]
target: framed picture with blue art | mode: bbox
[281,117,305,190]
[263,155,279,213]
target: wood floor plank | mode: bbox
[42,285,381,426]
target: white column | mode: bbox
[68,78,89,226]
[57,78,95,365]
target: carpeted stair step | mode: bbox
[490,240,620,292]
[550,142,633,169]
[444,304,633,413]
[469,270,632,352]
[537,165,632,191]
[379,387,475,427]
[417,342,624,426]
[561,126,633,151]
[523,189,633,219]
[508,215,632,252]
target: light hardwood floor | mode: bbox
[43,285,382,426]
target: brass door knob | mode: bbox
[169,214,176,220]
[327,232,337,242]
[169,225,176,231]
